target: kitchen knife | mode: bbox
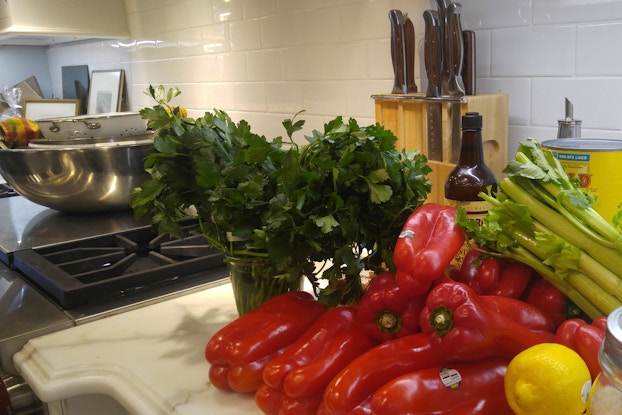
[447,3,465,96]
[435,0,450,93]
[389,10,406,94]
[462,30,476,96]
[404,14,417,93]
[389,10,417,94]
[423,9,443,161]
[446,2,465,163]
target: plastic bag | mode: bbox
[1,86,22,120]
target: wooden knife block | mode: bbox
[372,93,509,205]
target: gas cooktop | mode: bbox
[12,220,226,309]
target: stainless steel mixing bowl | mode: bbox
[0,137,153,212]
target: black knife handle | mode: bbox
[423,9,442,97]
[463,30,476,96]
[389,10,406,94]
[404,16,417,93]
[435,0,450,82]
[447,2,465,95]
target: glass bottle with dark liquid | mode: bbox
[444,111,497,267]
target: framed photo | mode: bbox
[23,99,80,120]
[87,69,124,114]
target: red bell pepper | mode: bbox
[204,291,326,393]
[393,203,465,297]
[555,317,607,380]
[524,276,568,328]
[257,306,376,415]
[355,270,425,343]
[319,333,445,415]
[420,281,555,362]
[369,358,513,415]
[456,248,533,298]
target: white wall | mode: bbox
[45,0,622,156]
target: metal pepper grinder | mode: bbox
[557,97,581,138]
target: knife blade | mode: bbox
[446,2,465,163]
[389,10,407,94]
[423,9,443,161]
[462,30,476,96]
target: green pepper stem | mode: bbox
[429,305,454,336]
[376,310,402,334]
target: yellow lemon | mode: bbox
[504,343,592,415]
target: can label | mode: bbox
[444,199,492,268]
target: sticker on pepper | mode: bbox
[439,367,462,390]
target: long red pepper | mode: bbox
[319,288,556,415]
[369,358,514,415]
[319,333,444,415]
[205,291,326,392]
[257,306,376,415]
[393,203,465,296]
[420,281,555,361]
[480,295,556,334]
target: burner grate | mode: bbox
[0,183,18,198]
[12,220,226,308]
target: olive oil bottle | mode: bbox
[444,111,497,267]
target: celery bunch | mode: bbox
[458,138,622,318]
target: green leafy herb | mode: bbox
[131,86,431,306]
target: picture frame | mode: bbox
[87,69,124,114]
[23,99,80,120]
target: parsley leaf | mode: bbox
[132,86,432,306]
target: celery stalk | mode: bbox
[499,177,622,276]
[509,140,622,248]
[493,245,605,318]
[565,271,622,315]
[457,139,622,317]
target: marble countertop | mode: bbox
[13,283,264,414]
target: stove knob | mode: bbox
[0,372,43,415]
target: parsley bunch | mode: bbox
[132,86,431,306]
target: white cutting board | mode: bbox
[14,283,264,415]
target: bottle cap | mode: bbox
[462,112,482,130]
[604,307,622,367]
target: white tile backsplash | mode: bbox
[242,0,277,19]
[213,0,244,22]
[491,25,576,77]
[576,22,622,75]
[42,0,622,156]
[459,0,533,29]
[265,82,303,114]
[533,0,622,25]
[230,19,262,51]
[246,49,282,82]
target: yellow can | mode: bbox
[542,139,622,224]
